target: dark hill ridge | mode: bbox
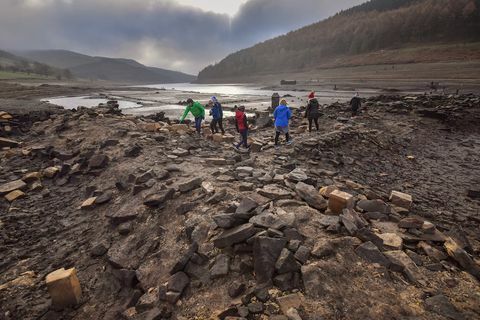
[0,49,72,79]
[198,0,480,82]
[15,50,196,84]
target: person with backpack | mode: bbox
[233,105,250,150]
[305,92,320,132]
[209,96,225,134]
[180,98,205,135]
[350,93,362,117]
[273,99,292,149]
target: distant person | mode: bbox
[209,96,225,135]
[180,98,205,135]
[305,92,320,132]
[350,93,361,117]
[234,105,250,150]
[274,99,292,149]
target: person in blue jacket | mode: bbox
[209,96,225,134]
[273,99,293,149]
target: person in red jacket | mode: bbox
[233,105,250,150]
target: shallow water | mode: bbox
[42,96,142,109]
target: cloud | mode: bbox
[0,0,364,74]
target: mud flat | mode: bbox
[1,83,480,320]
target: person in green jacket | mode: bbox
[180,98,206,135]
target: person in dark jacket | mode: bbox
[305,93,320,132]
[234,105,249,150]
[209,96,225,134]
[350,93,362,117]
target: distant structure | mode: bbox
[280,80,297,85]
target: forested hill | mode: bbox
[198,0,480,82]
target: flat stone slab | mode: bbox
[257,184,292,200]
[213,223,256,249]
[0,179,27,195]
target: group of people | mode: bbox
[179,91,361,150]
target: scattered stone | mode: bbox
[170,243,198,274]
[250,212,286,230]
[213,213,247,229]
[88,154,109,169]
[5,190,25,202]
[167,271,190,293]
[418,241,447,262]
[377,233,403,250]
[177,202,196,215]
[125,144,142,157]
[444,237,480,280]
[286,168,308,183]
[248,302,264,314]
[398,216,424,229]
[95,192,112,205]
[143,188,175,207]
[81,197,97,210]
[389,191,412,209]
[295,182,327,210]
[0,179,27,195]
[0,137,19,148]
[294,246,310,264]
[384,250,422,284]
[319,185,339,198]
[228,282,246,298]
[257,184,292,200]
[213,223,257,249]
[328,190,354,214]
[355,242,390,267]
[357,199,389,213]
[276,293,303,315]
[46,268,82,310]
[201,181,215,194]
[425,295,465,320]
[22,171,42,182]
[235,197,260,217]
[275,248,301,274]
[178,177,202,192]
[253,237,287,284]
[210,254,230,279]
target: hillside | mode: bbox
[15,50,196,84]
[0,50,72,80]
[198,0,480,82]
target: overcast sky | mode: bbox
[0,0,364,74]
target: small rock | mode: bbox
[46,268,82,310]
[178,177,202,193]
[210,254,230,279]
[355,241,390,267]
[213,223,257,249]
[328,190,354,214]
[295,182,327,211]
[143,188,175,207]
[389,191,412,209]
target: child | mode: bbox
[209,96,225,134]
[273,99,292,149]
[234,105,249,150]
[180,98,205,135]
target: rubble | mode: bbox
[1,93,480,320]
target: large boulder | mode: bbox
[253,237,287,284]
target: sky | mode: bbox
[0,0,364,74]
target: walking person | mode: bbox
[350,93,362,117]
[180,98,205,135]
[305,92,320,132]
[233,105,249,150]
[273,99,292,149]
[209,96,225,134]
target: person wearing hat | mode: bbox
[350,93,362,117]
[180,98,205,135]
[305,92,320,132]
[273,99,292,149]
[209,96,225,135]
[234,105,250,150]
